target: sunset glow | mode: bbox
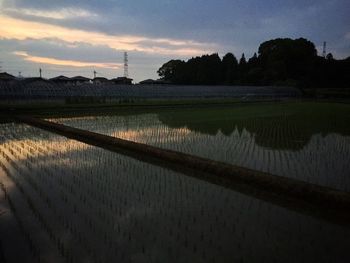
[0,14,213,56]
[14,51,122,69]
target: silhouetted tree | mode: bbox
[239,53,247,65]
[326,53,334,61]
[258,38,317,85]
[157,37,350,88]
[248,53,258,65]
[157,59,185,83]
[196,53,222,85]
[243,53,263,85]
[222,53,238,84]
[237,53,248,84]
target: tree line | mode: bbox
[157,38,350,88]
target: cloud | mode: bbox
[1,38,122,63]
[3,7,98,20]
[14,51,122,69]
[0,14,215,56]
[0,37,173,81]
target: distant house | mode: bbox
[21,77,49,85]
[111,77,133,85]
[138,79,169,85]
[0,72,16,82]
[50,75,71,85]
[139,79,157,85]
[70,76,91,85]
[93,77,110,85]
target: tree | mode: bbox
[248,53,258,65]
[326,53,334,61]
[257,38,317,85]
[242,53,262,85]
[156,37,350,88]
[195,53,222,85]
[239,53,247,65]
[221,53,238,84]
[157,60,185,82]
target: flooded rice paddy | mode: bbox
[54,102,350,192]
[1,102,350,262]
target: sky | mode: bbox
[0,0,349,82]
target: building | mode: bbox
[0,72,16,82]
[139,79,157,85]
[93,77,110,85]
[21,77,49,84]
[138,79,169,85]
[50,75,71,85]
[70,76,91,85]
[111,77,133,85]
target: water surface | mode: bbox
[1,122,349,262]
[54,102,350,191]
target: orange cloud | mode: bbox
[0,14,215,56]
[14,51,121,69]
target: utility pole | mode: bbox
[124,52,128,78]
[322,41,327,58]
[39,68,42,78]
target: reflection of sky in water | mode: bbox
[0,123,349,262]
[55,114,350,192]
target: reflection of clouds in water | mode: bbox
[111,127,191,144]
[1,137,90,168]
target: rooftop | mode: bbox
[0,72,16,80]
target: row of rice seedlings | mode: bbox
[17,141,137,259]
[0,147,91,263]
[54,114,350,191]
[2,129,126,260]
[2,135,119,262]
[0,178,43,263]
[22,138,218,254]
[0,160,65,263]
